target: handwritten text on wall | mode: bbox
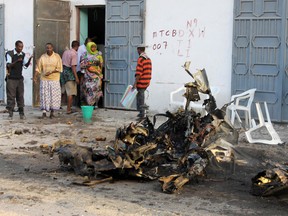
[151,19,206,57]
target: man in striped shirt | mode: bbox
[133,44,152,119]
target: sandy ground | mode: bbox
[0,105,287,216]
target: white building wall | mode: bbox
[0,0,34,106]
[145,0,234,112]
[1,0,234,112]
[69,0,234,112]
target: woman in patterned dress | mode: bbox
[34,43,63,118]
[80,42,103,107]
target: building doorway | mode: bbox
[0,4,4,102]
[77,1,144,109]
[78,6,105,108]
[34,0,70,107]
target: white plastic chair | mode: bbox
[169,86,186,110]
[226,88,256,129]
[188,86,220,115]
[245,102,283,145]
[169,86,220,115]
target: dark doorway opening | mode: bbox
[88,7,105,46]
[78,6,105,108]
[88,7,105,108]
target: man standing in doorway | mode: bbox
[133,44,152,119]
[61,40,80,114]
[5,40,33,120]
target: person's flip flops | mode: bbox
[66,110,77,114]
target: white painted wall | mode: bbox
[0,0,234,112]
[0,0,107,107]
[145,0,234,112]
[0,0,34,106]
[69,0,234,112]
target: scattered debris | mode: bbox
[72,177,113,186]
[0,132,13,138]
[50,65,239,193]
[40,144,50,153]
[25,140,38,145]
[66,121,73,125]
[14,129,23,135]
[0,109,8,113]
[251,162,288,197]
[51,139,76,152]
[95,136,107,141]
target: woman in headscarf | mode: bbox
[80,42,103,107]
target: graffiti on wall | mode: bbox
[24,45,34,57]
[151,19,205,57]
[5,45,34,55]
[24,45,34,66]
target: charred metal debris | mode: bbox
[251,161,288,197]
[53,65,239,193]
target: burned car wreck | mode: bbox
[52,65,239,193]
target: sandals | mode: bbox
[66,110,77,114]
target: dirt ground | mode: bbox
[0,105,287,216]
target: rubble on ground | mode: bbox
[49,67,240,193]
[45,64,286,196]
[251,161,288,197]
[51,107,238,193]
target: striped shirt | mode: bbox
[135,52,152,89]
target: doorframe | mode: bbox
[75,5,106,107]
[33,0,71,106]
[0,4,5,102]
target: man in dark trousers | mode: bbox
[133,44,152,119]
[5,40,33,120]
